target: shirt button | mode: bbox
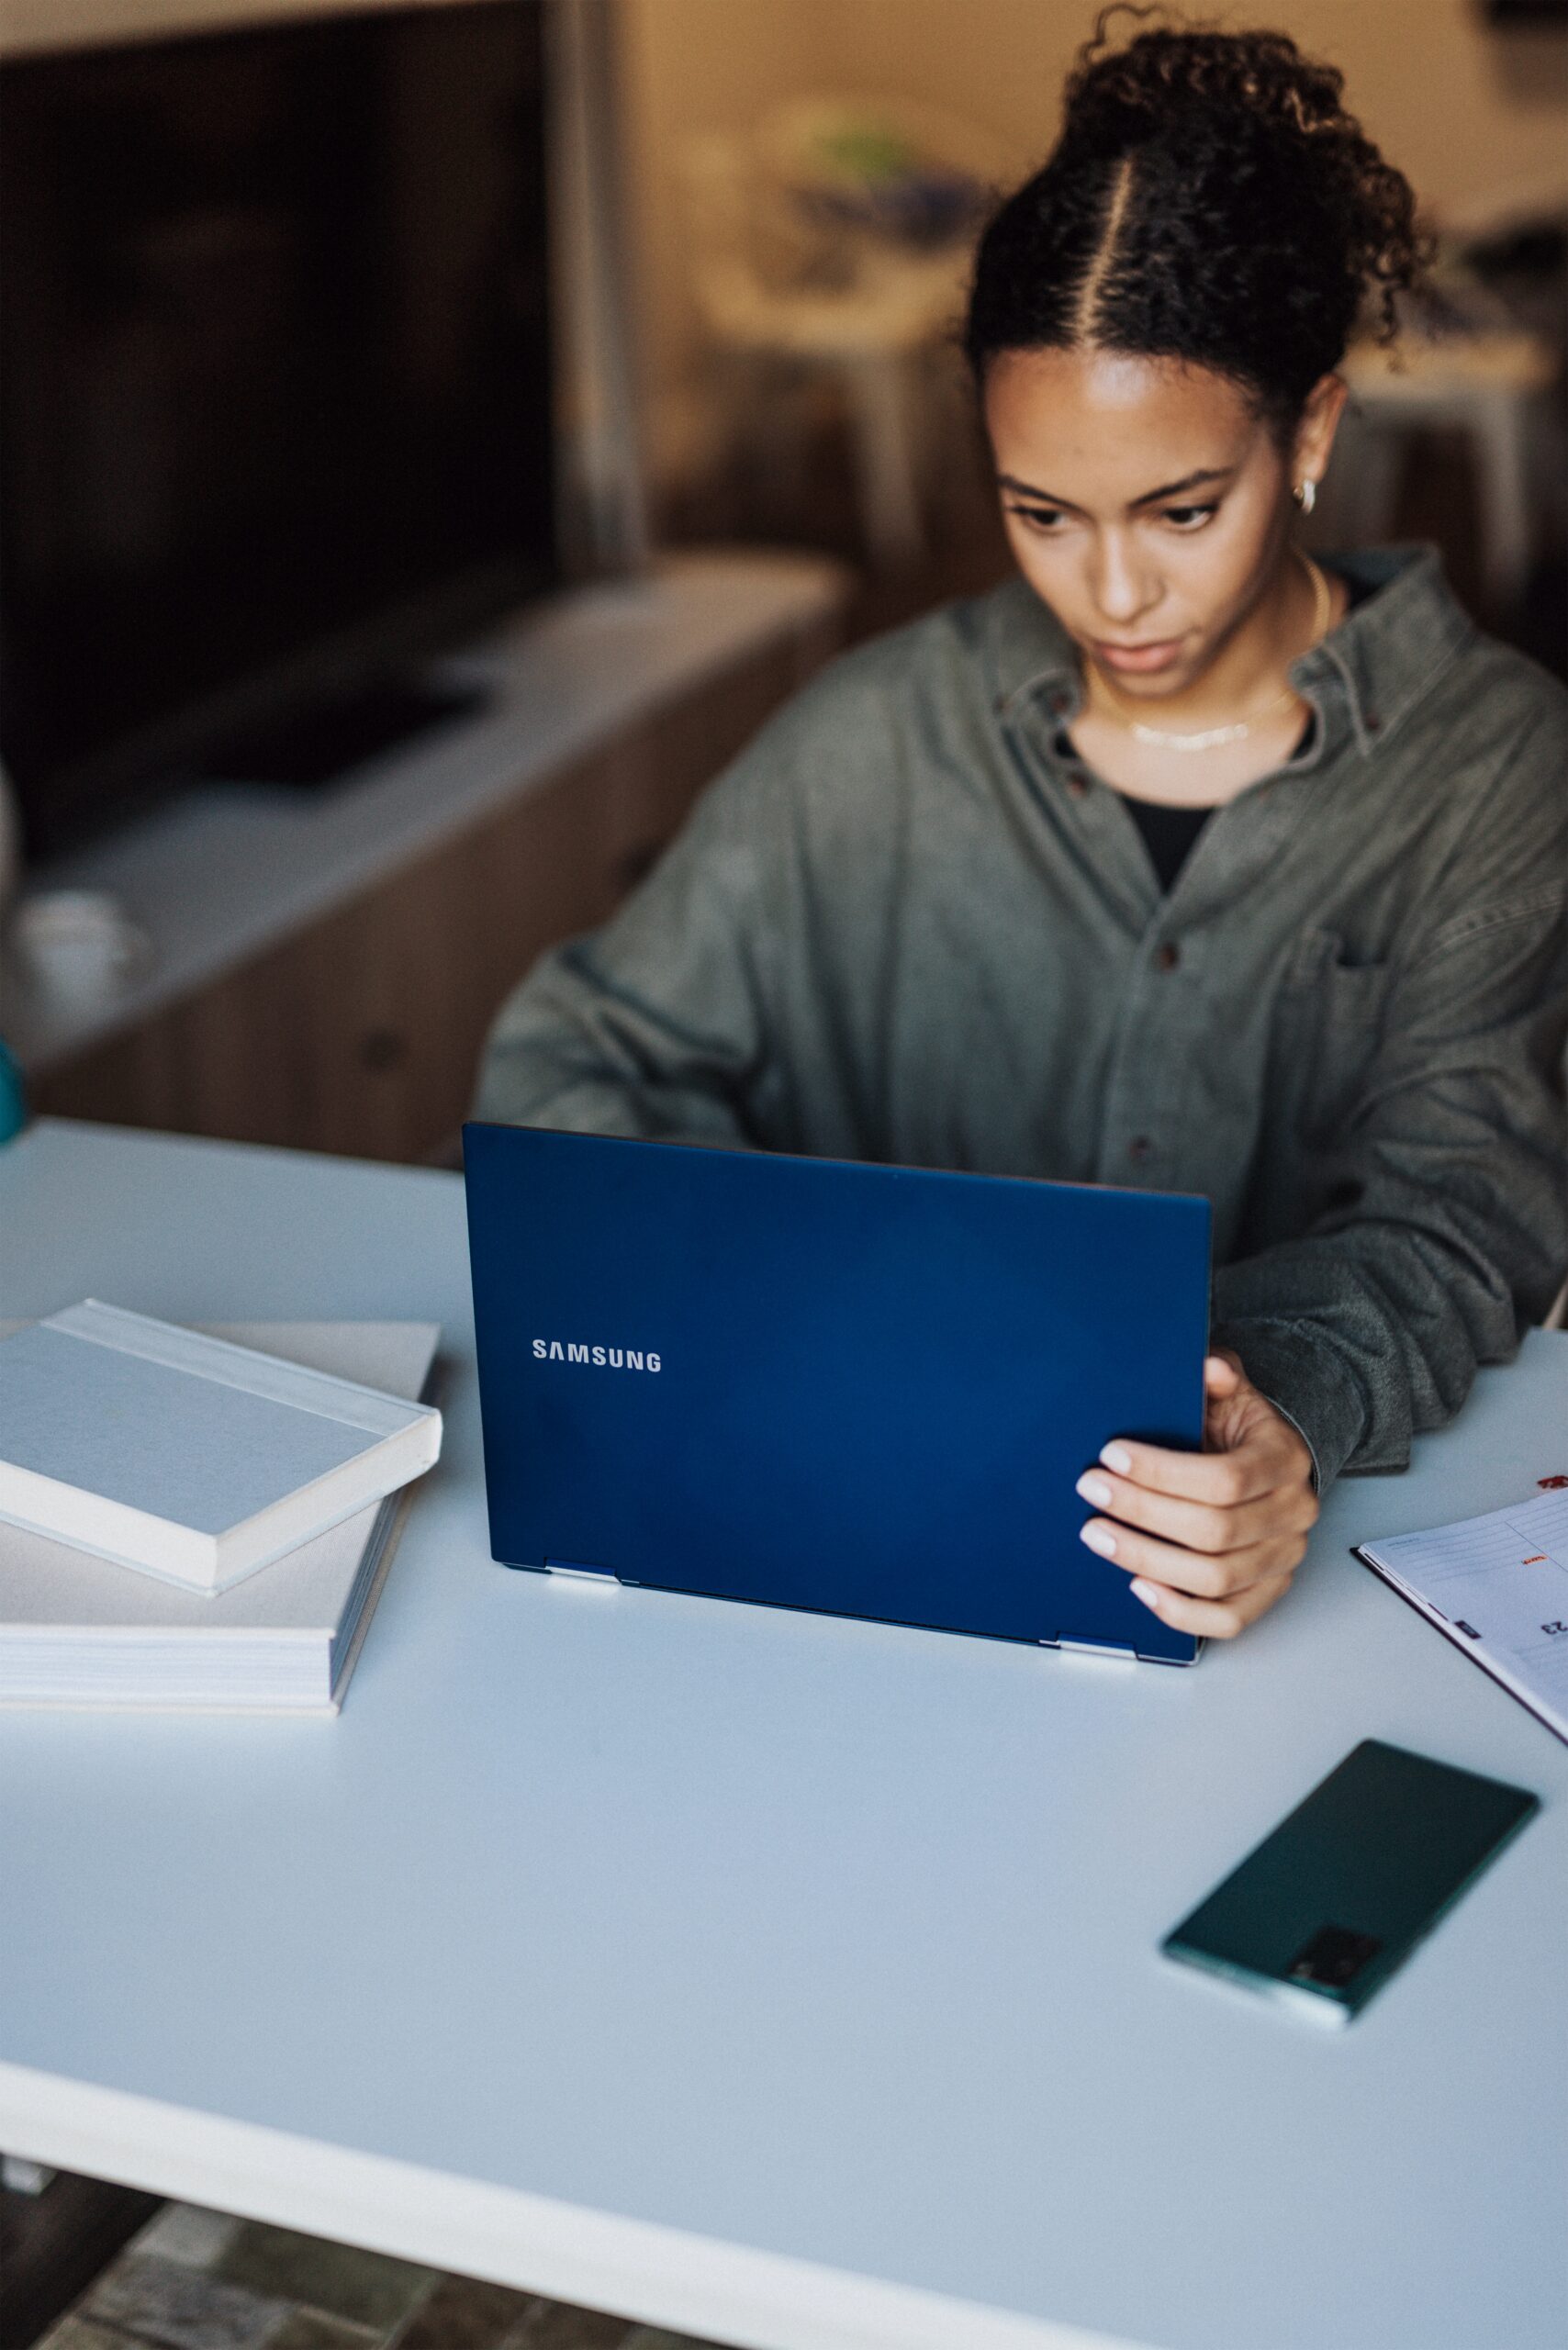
[1364,711,1382,733]
[1065,772,1088,798]
[1155,940,1181,970]
[1049,689,1071,715]
[1127,1136,1151,1161]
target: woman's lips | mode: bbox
[1091,635,1184,676]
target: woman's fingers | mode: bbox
[1095,1430,1285,1506]
[1075,1462,1316,1554]
[1082,1362,1318,1638]
[1127,1566,1296,1640]
[1078,1511,1309,1600]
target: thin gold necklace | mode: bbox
[1095,555,1332,754]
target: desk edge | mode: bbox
[0,2061,1151,2350]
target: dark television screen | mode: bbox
[0,1,555,854]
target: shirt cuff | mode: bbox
[1207,1315,1368,1494]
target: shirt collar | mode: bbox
[983,542,1475,757]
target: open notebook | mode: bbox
[1356,1483,1568,1747]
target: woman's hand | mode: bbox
[1075,1350,1319,1639]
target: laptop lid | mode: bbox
[463,1124,1211,1664]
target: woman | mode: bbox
[476,16,1568,1639]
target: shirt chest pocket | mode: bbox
[1274,923,1399,1145]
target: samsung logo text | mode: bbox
[532,1339,662,1372]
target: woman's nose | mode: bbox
[1089,534,1159,626]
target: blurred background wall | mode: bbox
[21,0,1558,548]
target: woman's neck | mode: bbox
[1070,548,1347,810]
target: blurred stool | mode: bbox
[679,98,1004,565]
[1322,330,1560,610]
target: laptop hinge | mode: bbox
[543,1558,619,1582]
[1058,1637,1137,1662]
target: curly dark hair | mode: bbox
[963,6,1431,433]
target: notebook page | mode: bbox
[1359,1487,1568,1742]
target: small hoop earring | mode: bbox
[1294,477,1317,515]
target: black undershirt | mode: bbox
[1111,570,1370,894]
[1118,791,1219,897]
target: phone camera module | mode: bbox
[1287,1924,1383,1989]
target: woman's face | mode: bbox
[983,345,1309,699]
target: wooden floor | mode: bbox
[1,2174,162,2350]
[12,2192,723,2350]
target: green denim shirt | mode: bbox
[475,545,1568,1490]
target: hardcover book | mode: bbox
[0,1321,441,1713]
[0,1302,442,1594]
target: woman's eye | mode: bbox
[1162,504,1218,531]
[1004,504,1067,532]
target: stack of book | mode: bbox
[0,1304,442,1714]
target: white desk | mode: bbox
[2,1118,1564,2350]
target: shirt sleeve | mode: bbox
[1211,877,1568,1492]
[471,710,799,1148]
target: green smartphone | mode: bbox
[1161,1738,1539,2026]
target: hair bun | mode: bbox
[1062,16,1351,151]
[963,8,1430,430]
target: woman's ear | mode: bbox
[1291,373,1349,503]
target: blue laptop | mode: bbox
[463,1123,1212,1664]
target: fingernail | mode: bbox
[1080,1522,1118,1558]
[1075,1472,1113,1507]
[1129,1577,1159,1607]
[1099,1442,1132,1475]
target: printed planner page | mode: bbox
[1360,1486,1568,1741]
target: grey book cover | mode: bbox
[0,1301,442,1589]
[0,1322,442,1712]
